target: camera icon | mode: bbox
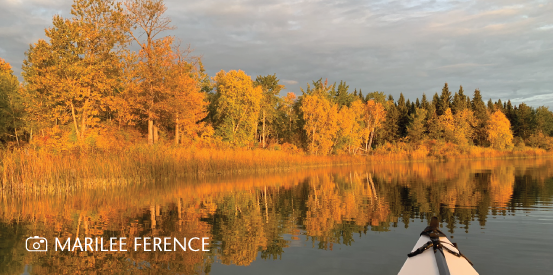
[26,236,48,252]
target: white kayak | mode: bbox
[398,218,478,275]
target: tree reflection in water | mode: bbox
[1,159,553,274]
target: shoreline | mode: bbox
[1,144,552,196]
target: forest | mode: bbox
[1,0,553,159]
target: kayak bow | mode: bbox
[398,217,478,275]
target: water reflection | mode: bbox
[1,159,553,274]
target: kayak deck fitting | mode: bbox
[398,217,478,275]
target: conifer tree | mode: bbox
[471,89,489,146]
[426,103,441,140]
[333,80,353,107]
[397,93,409,137]
[535,106,553,136]
[382,96,399,142]
[487,99,495,112]
[407,108,427,143]
[437,83,451,116]
[451,85,467,114]
[514,103,534,139]
[421,93,430,111]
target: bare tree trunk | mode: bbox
[14,128,19,146]
[153,123,159,143]
[175,115,179,145]
[81,108,87,140]
[262,110,266,148]
[70,102,80,139]
[368,129,375,151]
[148,117,153,145]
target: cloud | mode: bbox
[1,0,552,107]
[282,80,298,85]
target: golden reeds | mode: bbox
[1,143,551,196]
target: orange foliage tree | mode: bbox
[487,110,514,149]
[124,0,176,144]
[22,0,126,141]
[301,93,338,155]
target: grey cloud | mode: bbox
[1,0,552,107]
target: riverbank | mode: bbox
[1,142,551,196]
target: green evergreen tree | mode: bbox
[407,108,427,143]
[437,83,451,116]
[514,103,535,139]
[487,99,495,112]
[426,103,441,140]
[333,80,353,107]
[397,93,409,137]
[471,89,489,146]
[421,93,430,111]
[451,85,467,114]
[535,106,553,136]
[382,97,400,142]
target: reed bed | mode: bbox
[0,145,363,196]
[1,143,551,197]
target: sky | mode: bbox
[1,0,552,107]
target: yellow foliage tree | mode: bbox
[487,110,514,149]
[363,100,386,151]
[22,0,126,141]
[213,70,262,145]
[301,94,338,155]
[439,108,456,143]
[339,100,365,154]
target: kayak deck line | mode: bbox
[398,217,479,275]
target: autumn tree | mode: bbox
[275,92,298,144]
[487,110,514,149]
[254,74,284,148]
[22,0,127,141]
[124,0,176,144]
[0,58,24,144]
[336,100,364,154]
[439,108,456,142]
[301,92,338,155]
[213,70,262,145]
[168,51,209,145]
[453,108,476,146]
[363,100,386,151]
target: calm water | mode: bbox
[1,159,553,274]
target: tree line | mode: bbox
[1,0,552,154]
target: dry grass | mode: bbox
[1,141,551,196]
[0,145,363,196]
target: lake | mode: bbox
[1,159,552,274]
